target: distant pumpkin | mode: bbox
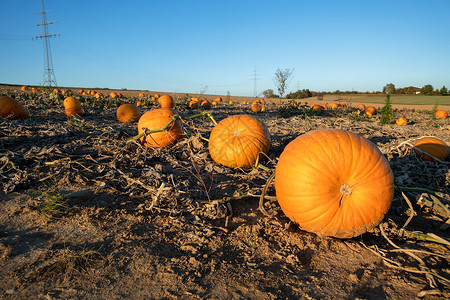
[365,106,376,115]
[358,104,366,110]
[110,92,118,98]
[21,85,27,91]
[395,118,408,126]
[63,97,84,117]
[201,100,211,109]
[0,95,29,119]
[435,110,448,119]
[251,103,262,113]
[330,103,339,109]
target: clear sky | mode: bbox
[1,0,449,97]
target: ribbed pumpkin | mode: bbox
[138,108,183,148]
[63,97,84,116]
[435,110,448,119]
[413,137,450,162]
[275,129,394,238]
[116,104,141,123]
[158,95,174,108]
[0,95,29,119]
[395,118,408,126]
[208,115,271,169]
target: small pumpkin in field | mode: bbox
[138,108,183,148]
[21,85,27,91]
[358,104,366,110]
[138,92,146,98]
[330,103,339,109]
[53,88,60,94]
[251,102,262,113]
[63,97,84,117]
[413,137,450,162]
[116,104,141,123]
[158,95,174,108]
[261,105,266,112]
[110,92,118,98]
[321,104,327,110]
[0,95,29,119]
[212,101,218,107]
[311,104,321,111]
[228,100,234,105]
[136,100,142,107]
[365,106,376,115]
[395,117,408,126]
[189,99,199,109]
[31,87,37,93]
[201,100,211,109]
[365,111,373,118]
[208,115,271,169]
[154,94,160,98]
[215,97,222,102]
[275,129,394,238]
[435,110,448,119]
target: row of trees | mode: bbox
[382,83,448,95]
[264,68,448,98]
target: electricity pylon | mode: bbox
[251,68,261,97]
[33,0,59,87]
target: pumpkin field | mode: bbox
[1,85,449,299]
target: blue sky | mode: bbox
[1,0,449,97]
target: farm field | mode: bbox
[1,85,449,299]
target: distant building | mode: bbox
[409,86,422,94]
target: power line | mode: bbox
[251,67,261,97]
[33,0,59,87]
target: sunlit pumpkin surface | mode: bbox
[138,108,183,148]
[208,115,271,169]
[275,128,394,238]
[413,137,450,161]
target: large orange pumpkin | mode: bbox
[138,108,183,148]
[435,110,448,119]
[275,129,394,238]
[413,137,450,162]
[158,95,174,108]
[116,104,141,123]
[63,97,84,116]
[208,115,271,169]
[0,95,29,119]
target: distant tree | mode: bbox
[421,84,434,95]
[382,83,396,94]
[273,68,294,99]
[440,85,448,95]
[262,89,277,98]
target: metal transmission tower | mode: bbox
[251,68,261,97]
[33,0,59,87]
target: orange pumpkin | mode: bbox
[136,100,142,107]
[215,97,222,102]
[201,100,211,109]
[154,94,160,98]
[138,108,183,148]
[275,129,394,238]
[110,92,118,98]
[365,111,373,118]
[413,137,450,162]
[189,99,199,109]
[365,106,376,115]
[212,101,218,107]
[435,110,448,119]
[253,99,261,104]
[395,118,408,126]
[63,97,84,117]
[339,103,347,108]
[358,104,366,110]
[158,95,174,108]
[261,105,266,112]
[251,103,262,113]
[21,85,27,91]
[139,92,146,98]
[31,87,37,93]
[0,95,29,119]
[116,104,141,123]
[228,100,234,105]
[95,92,103,99]
[90,90,96,96]
[330,103,339,109]
[53,88,60,94]
[311,104,321,111]
[117,93,123,98]
[208,115,271,169]
[321,104,327,110]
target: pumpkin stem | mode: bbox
[340,184,353,197]
[233,131,241,137]
[126,117,177,144]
